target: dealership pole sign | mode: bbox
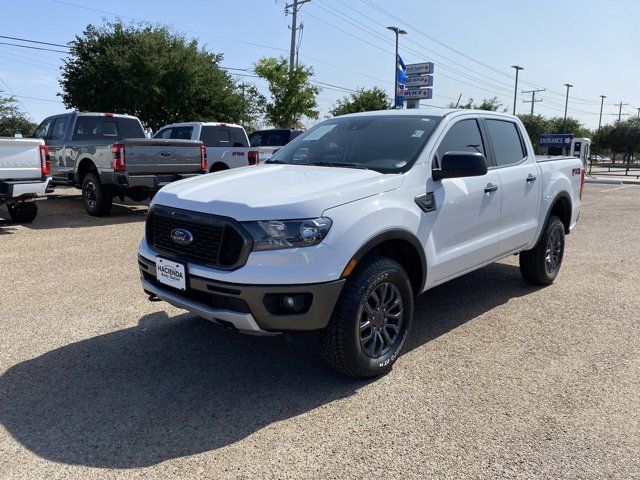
[404,62,434,104]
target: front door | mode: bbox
[426,118,502,284]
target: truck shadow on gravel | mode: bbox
[12,193,149,230]
[0,262,541,469]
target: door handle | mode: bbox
[526,174,537,183]
[484,183,498,193]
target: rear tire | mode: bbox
[519,215,565,285]
[319,256,413,378]
[7,201,38,223]
[82,172,113,216]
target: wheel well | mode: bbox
[363,239,424,295]
[210,162,229,172]
[550,195,572,233]
[76,159,97,183]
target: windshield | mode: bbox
[268,115,440,173]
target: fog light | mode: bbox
[282,294,305,312]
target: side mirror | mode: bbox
[432,151,488,181]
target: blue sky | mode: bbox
[1,0,638,129]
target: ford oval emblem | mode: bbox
[170,228,193,245]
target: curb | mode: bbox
[585,178,640,186]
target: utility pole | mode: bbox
[522,88,545,115]
[614,101,629,122]
[387,26,407,109]
[592,94,606,176]
[562,83,573,133]
[637,107,640,118]
[285,0,310,72]
[510,65,523,115]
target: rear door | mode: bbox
[47,115,72,183]
[428,117,502,284]
[484,118,541,254]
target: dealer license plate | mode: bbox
[156,258,187,290]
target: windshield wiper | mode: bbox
[308,161,370,170]
[265,158,286,164]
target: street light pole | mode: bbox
[387,26,407,109]
[562,83,573,133]
[592,94,606,176]
[510,65,523,115]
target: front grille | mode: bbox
[147,205,251,269]
[142,270,250,313]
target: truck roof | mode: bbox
[336,107,519,121]
[162,121,245,129]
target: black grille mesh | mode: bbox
[148,208,248,268]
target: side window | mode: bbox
[486,120,526,167]
[33,118,53,139]
[265,131,289,147]
[155,128,173,139]
[248,132,262,147]
[50,117,69,140]
[435,119,485,167]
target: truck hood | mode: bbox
[152,164,404,220]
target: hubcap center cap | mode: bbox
[372,310,385,328]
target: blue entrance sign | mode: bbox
[539,134,573,148]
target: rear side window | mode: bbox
[72,116,144,140]
[154,126,193,140]
[200,126,248,147]
[264,130,290,147]
[33,118,53,139]
[248,131,262,147]
[436,119,485,167]
[486,120,526,167]
[50,117,69,140]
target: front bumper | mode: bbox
[0,177,50,201]
[138,255,345,333]
[115,172,201,190]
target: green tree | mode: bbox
[545,117,592,139]
[330,87,391,116]
[254,57,319,128]
[518,114,549,154]
[0,96,37,137]
[602,118,640,164]
[447,96,507,112]
[60,21,259,131]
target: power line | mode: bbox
[0,41,69,54]
[0,35,70,49]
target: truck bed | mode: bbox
[123,138,203,175]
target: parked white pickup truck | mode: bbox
[0,137,51,223]
[138,109,585,378]
[154,122,259,172]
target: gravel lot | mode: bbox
[1,185,638,479]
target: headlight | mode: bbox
[242,217,333,251]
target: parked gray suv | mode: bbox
[33,112,205,216]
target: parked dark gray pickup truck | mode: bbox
[33,112,205,216]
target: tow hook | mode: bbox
[147,294,161,302]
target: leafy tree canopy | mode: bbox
[60,21,261,131]
[0,96,37,137]
[254,57,319,128]
[330,87,391,117]
[448,96,507,112]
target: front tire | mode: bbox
[320,256,413,378]
[82,173,113,216]
[519,215,565,285]
[7,201,38,223]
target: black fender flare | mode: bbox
[350,229,427,292]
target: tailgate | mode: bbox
[0,139,42,180]
[123,139,203,174]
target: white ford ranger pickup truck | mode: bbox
[138,109,585,378]
[0,137,51,223]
